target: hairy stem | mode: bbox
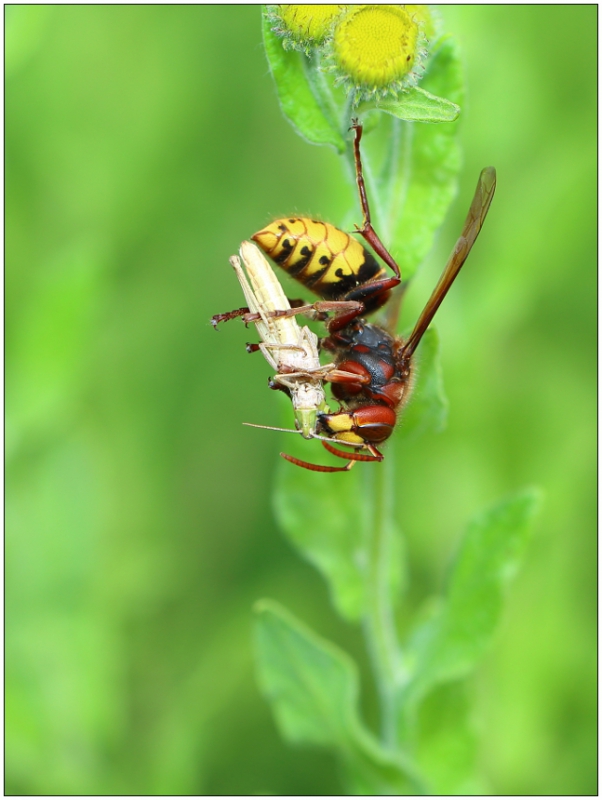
[362,451,406,750]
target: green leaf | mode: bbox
[367,87,460,124]
[273,423,404,624]
[414,681,486,795]
[273,452,371,622]
[254,600,426,795]
[383,37,465,281]
[398,327,448,442]
[342,737,425,797]
[403,489,541,706]
[262,14,345,152]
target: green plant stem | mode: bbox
[304,51,340,134]
[340,94,356,139]
[339,129,411,750]
[386,119,413,255]
[362,451,406,751]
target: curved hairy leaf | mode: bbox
[369,87,460,124]
[273,456,371,622]
[403,489,541,706]
[414,681,486,795]
[262,14,345,152]
[254,600,426,794]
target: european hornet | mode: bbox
[213,121,496,472]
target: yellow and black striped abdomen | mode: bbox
[252,218,384,301]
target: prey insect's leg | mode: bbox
[254,342,326,374]
[244,342,306,360]
[255,342,308,353]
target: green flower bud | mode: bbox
[267,4,348,52]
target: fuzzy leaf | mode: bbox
[384,37,465,281]
[369,87,460,124]
[262,14,345,152]
[254,600,426,795]
[403,489,541,706]
[414,681,486,795]
[273,452,371,622]
[398,327,447,442]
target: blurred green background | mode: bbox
[6,5,595,795]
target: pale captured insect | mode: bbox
[224,240,333,439]
[213,240,370,469]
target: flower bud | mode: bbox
[267,4,348,52]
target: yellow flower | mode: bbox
[329,5,429,101]
[268,5,348,52]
